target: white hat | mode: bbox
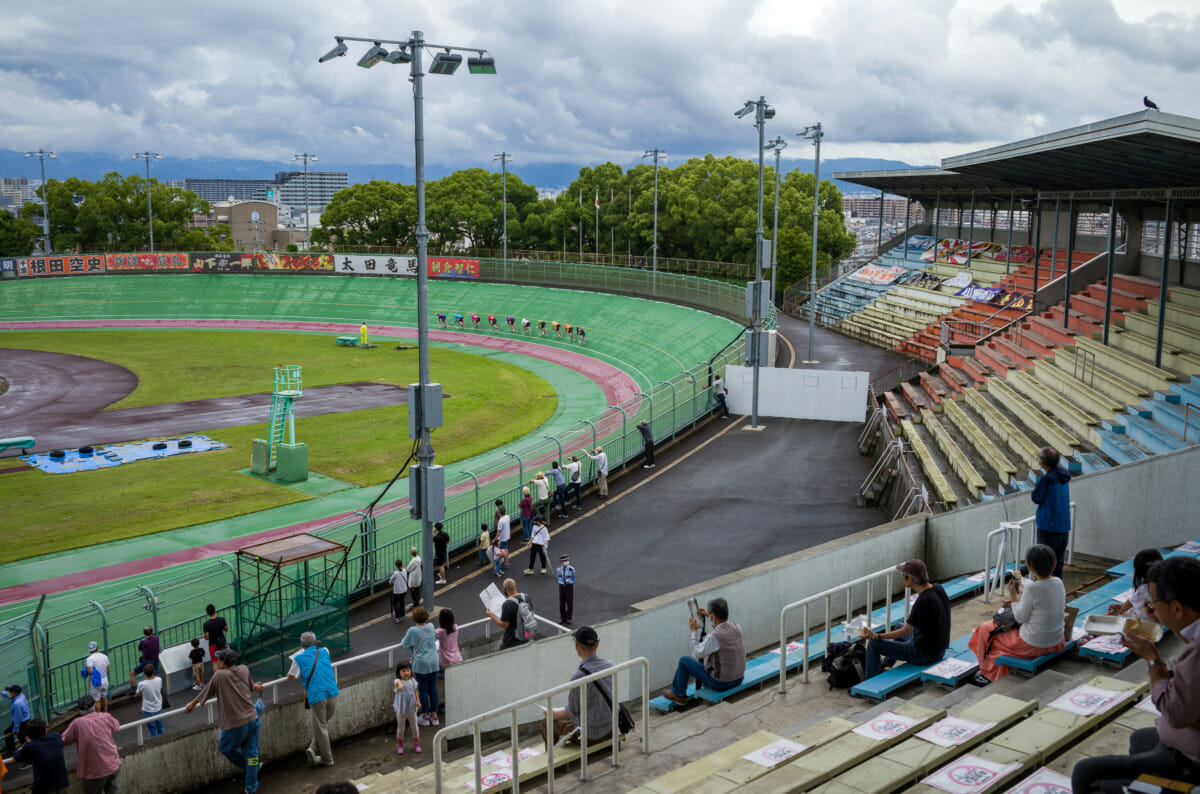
[87,641,98,652]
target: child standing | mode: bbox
[393,661,421,755]
[135,664,164,736]
[477,524,490,567]
[189,639,206,690]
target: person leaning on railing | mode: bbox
[184,649,265,794]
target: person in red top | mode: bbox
[61,694,120,794]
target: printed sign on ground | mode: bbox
[922,657,978,681]
[923,754,1021,794]
[742,739,808,768]
[1048,684,1133,716]
[1002,766,1071,794]
[852,710,921,741]
[917,716,994,748]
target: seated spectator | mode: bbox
[660,597,745,705]
[863,559,950,679]
[14,717,69,794]
[540,626,614,748]
[967,544,1065,684]
[1072,556,1200,792]
[1108,548,1165,619]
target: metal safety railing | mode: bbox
[778,564,912,690]
[982,502,1078,603]
[433,656,650,794]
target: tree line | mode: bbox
[1,173,234,256]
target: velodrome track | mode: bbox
[0,274,742,618]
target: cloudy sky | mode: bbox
[2,0,1198,176]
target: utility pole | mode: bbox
[492,152,510,274]
[799,123,824,363]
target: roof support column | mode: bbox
[933,192,941,240]
[903,193,910,262]
[1004,191,1015,275]
[877,191,885,257]
[967,191,976,269]
[989,201,997,243]
[1063,198,1076,329]
[1181,221,1189,288]
[1050,198,1061,280]
[1156,199,1173,368]
[956,202,963,239]
[1031,196,1043,312]
[1103,196,1117,345]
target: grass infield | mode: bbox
[0,330,557,562]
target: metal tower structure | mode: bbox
[267,365,302,469]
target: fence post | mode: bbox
[88,601,109,652]
[659,380,678,438]
[543,435,563,466]
[459,470,481,536]
[610,404,627,467]
[137,585,159,630]
[578,418,597,450]
[502,451,523,487]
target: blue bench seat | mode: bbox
[996,640,1078,675]
[852,636,973,700]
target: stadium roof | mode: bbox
[835,110,1200,203]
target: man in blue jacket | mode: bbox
[1031,447,1072,578]
[287,631,339,767]
[2,684,29,755]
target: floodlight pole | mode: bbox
[493,152,510,274]
[24,149,55,254]
[642,149,665,294]
[293,152,318,251]
[132,152,163,252]
[766,137,787,307]
[323,30,493,610]
[799,123,823,363]
[736,97,772,429]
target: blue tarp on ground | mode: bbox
[22,435,228,474]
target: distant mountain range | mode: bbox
[0,151,928,196]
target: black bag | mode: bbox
[983,605,1020,656]
[821,640,866,689]
[582,663,635,736]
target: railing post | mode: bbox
[460,470,481,537]
[88,600,109,652]
[658,380,677,438]
[578,418,597,451]
[503,451,523,488]
[543,435,563,466]
[137,585,159,629]
[610,405,627,467]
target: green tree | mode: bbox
[313,181,415,248]
[0,209,42,256]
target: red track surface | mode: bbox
[0,320,640,602]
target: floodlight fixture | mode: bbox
[384,47,412,64]
[467,54,496,74]
[429,50,462,75]
[131,151,165,252]
[734,101,755,119]
[357,43,389,69]
[319,39,348,63]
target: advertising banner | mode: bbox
[0,259,15,274]
[252,253,333,271]
[191,252,255,272]
[850,265,904,285]
[107,253,189,271]
[429,257,480,279]
[992,291,1033,312]
[922,239,969,264]
[955,285,1004,302]
[335,254,418,276]
[16,255,107,277]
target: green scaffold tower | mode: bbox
[251,364,308,482]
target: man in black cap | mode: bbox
[862,559,950,679]
[557,555,576,626]
[540,626,614,748]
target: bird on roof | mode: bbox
[1144,96,1160,111]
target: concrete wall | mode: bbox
[725,365,869,422]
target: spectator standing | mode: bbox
[494,507,511,577]
[2,684,30,755]
[713,374,730,418]
[518,487,534,543]
[530,472,551,524]
[968,544,1066,684]
[486,579,531,650]
[134,664,164,737]
[586,447,609,499]
[131,627,168,708]
[287,631,339,767]
[557,555,576,626]
[433,523,450,585]
[661,597,745,705]
[62,695,120,794]
[83,641,110,713]
[392,661,421,755]
[184,649,264,794]
[388,559,408,624]
[189,639,206,690]
[549,462,569,519]
[436,608,463,673]
[540,626,613,748]
[525,516,550,575]
[477,523,491,567]
[401,608,440,728]
[14,717,69,794]
[203,604,230,677]
[863,560,951,679]
[406,547,424,609]
[638,420,655,468]
[565,456,583,509]
[1072,557,1200,792]
[1031,446,1072,579]
[359,322,368,346]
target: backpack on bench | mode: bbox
[821,640,866,689]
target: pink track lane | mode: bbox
[0,319,640,603]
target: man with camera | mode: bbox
[660,597,745,705]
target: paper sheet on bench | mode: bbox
[1049,684,1134,716]
[741,738,809,767]
[1110,587,1134,603]
[923,657,977,679]
[463,770,513,790]
[480,583,505,615]
[463,747,541,770]
[1136,696,1160,715]
[1177,540,1200,553]
[1083,634,1126,654]
[923,754,1020,794]
[1002,766,1071,794]
[776,641,805,656]
[853,710,922,741]
[917,716,994,748]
